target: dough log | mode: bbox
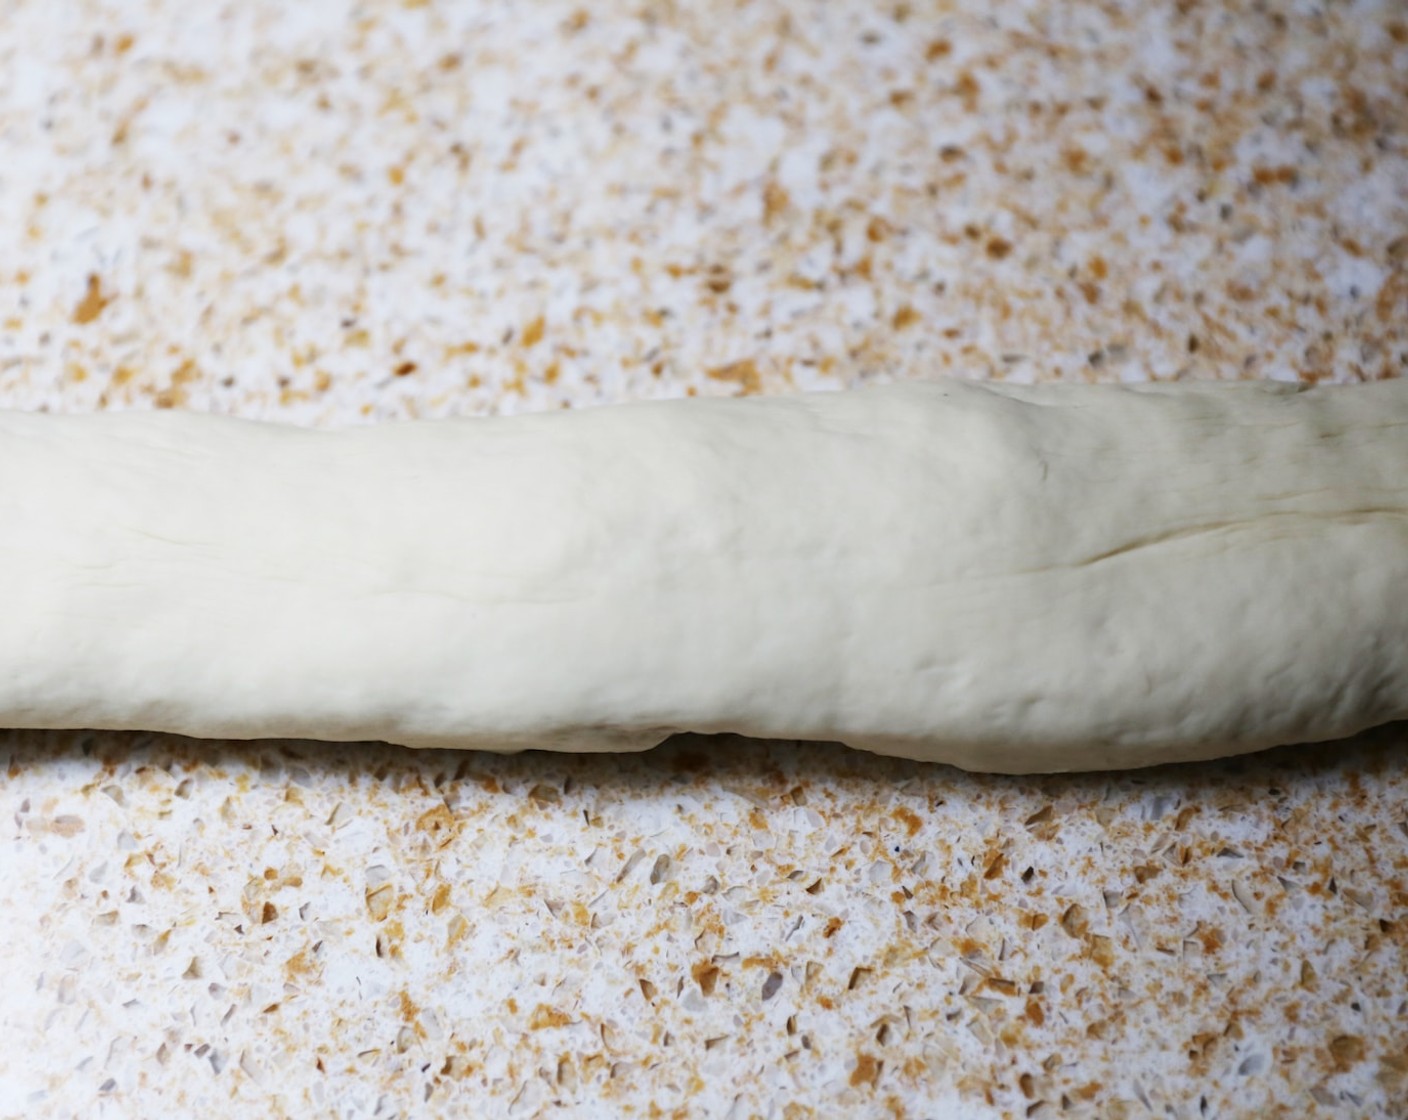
[2,378,1406,773]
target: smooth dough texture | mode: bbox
[2,378,1406,773]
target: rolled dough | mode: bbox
[1,378,1405,773]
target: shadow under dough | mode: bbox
[2,722,1404,809]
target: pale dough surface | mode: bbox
[1,378,1405,772]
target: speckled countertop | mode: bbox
[0,1,1405,1117]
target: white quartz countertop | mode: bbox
[0,1,1405,1117]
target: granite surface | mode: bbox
[0,0,1405,1117]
